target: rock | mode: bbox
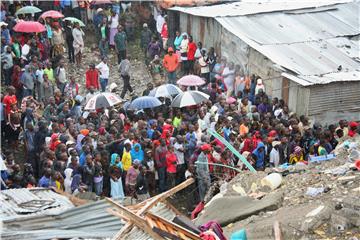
[195,191,284,226]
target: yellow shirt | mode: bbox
[44,68,55,84]
[122,151,132,171]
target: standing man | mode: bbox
[155,139,168,193]
[119,55,133,99]
[114,25,127,64]
[140,23,152,60]
[96,57,110,92]
[163,47,179,84]
[1,46,13,85]
[64,20,74,63]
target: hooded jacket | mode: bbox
[130,143,144,162]
[252,142,265,169]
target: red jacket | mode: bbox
[85,69,99,90]
[187,42,197,61]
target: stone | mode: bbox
[195,191,284,226]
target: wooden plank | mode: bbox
[113,178,195,240]
[146,212,202,240]
[273,220,283,240]
[106,198,163,240]
[153,227,182,240]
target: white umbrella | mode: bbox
[149,84,183,98]
[171,90,209,108]
[84,92,122,110]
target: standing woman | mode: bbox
[52,23,64,57]
[72,22,85,66]
[108,10,119,48]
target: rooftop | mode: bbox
[171,1,360,86]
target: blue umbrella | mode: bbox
[129,96,162,109]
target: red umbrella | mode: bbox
[40,10,64,19]
[13,21,46,33]
[177,75,206,86]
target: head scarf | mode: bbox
[294,146,302,155]
[111,153,122,169]
[130,143,144,162]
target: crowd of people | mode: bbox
[1,1,359,204]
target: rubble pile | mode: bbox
[195,137,360,239]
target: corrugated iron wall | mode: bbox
[308,81,360,123]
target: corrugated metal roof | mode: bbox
[172,1,360,86]
[2,197,125,240]
[171,0,349,17]
[0,188,74,221]
[149,202,177,221]
[216,2,359,45]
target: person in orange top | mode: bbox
[85,64,100,90]
[3,86,17,117]
[163,47,179,84]
[239,118,250,137]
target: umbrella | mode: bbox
[171,90,209,108]
[92,0,113,5]
[149,84,183,98]
[177,75,206,86]
[40,10,64,19]
[129,96,162,109]
[15,6,42,16]
[84,92,122,110]
[63,17,85,27]
[13,21,45,33]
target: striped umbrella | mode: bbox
[171,90,209,108]
[84,92,122,110]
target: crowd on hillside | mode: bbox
[1,1,359,203]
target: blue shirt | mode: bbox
[60,0,71,8]
[79,152,86,166]
[39,176,52,187]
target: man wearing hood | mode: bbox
[252,142,265,170]
[163,47,179,84]
[20,65,34,98]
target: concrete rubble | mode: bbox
[194,136,360,239]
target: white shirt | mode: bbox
[270,148,280,167]
[223,67,235,90]
[56,67,67,83]
[174,142,185,165]
[156,15,165,34]
[96,62,110,79]
[108,14,119,29]
[21,44,30,58]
